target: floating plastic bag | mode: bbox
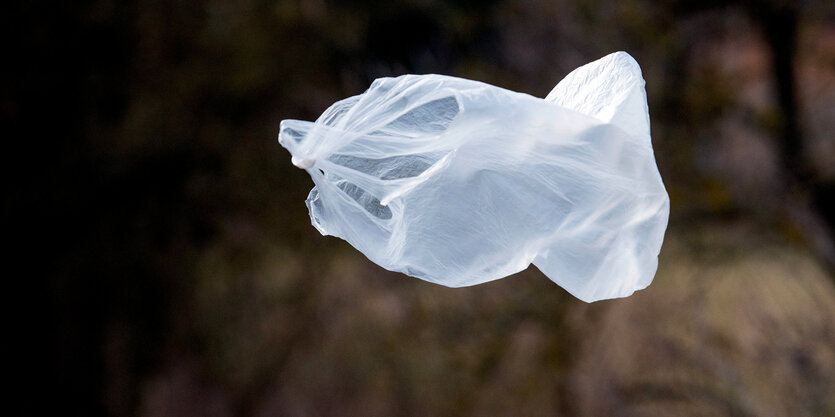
[278,52,669,302]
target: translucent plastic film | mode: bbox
[278,52,669,302]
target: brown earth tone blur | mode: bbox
[5,1,835,416]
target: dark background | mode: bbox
[4,0,835,416]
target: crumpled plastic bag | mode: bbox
[278,51,669,302]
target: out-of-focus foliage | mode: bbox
[4,0,834,416]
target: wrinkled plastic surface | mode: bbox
[278,52,669,302]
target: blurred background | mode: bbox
[5,0,835,415]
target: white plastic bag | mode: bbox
[278,51,669,302]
